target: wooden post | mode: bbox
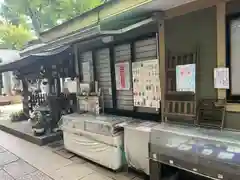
[216,1,226,100]
[21,77,29,117]
[0,73,2,95]
[56,78,61,96]
[158,20,166,122]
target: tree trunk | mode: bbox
[27,6,41,36]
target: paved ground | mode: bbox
[0,146,52,180]
[0,104,143,180]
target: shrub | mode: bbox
[10,110,27,122]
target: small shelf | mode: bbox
[164,112,195,117]
[167,68,175,72]
[167,91,195,95]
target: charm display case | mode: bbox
[149,123,240,180]
[124,121,159,175]
[60,113,134,170]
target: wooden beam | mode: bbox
[165,0,229,19]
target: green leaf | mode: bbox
[1,0,103,33]
[0,22,33,50]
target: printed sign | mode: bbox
[132,59,161,108]
[115,62,130,90]
[218,152,234,160]
[214,68,229,89]
[176,64,196,92]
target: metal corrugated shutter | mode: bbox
[80,51,94,82]
[135,38,157,61]
[134,37,158,113]
[95,48,113,108]
[114,44,134,111]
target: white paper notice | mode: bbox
[227,146,240,153]
[214,68,229,89]
[202,149,213,156]
[218,152,234,160]
[176,64,196,92]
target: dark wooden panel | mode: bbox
[114,44,133,111]
[95,48,113,108]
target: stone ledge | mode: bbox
[0,122,62,146]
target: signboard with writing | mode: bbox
[214,68,229,89]
[132,59,161,108]
[176,64,196,92]
[115,62,130,90]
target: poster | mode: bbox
[214,68,229,89]
[176,64,196,92]
[132,59,161,108]
[115,62,130,90]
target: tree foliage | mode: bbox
[0,22,33,50]
[1,0,103,35]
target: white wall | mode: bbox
[0,49,20,95]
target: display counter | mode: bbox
[124,121,159,175]
[149,123,240,180]
[60,113,134,170]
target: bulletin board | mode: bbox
[132,59,161,108]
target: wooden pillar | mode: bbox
[216,1,226,99]
[21,77,29,117]
[48,78,53,94]
[0,73,2,95]
[74,44,81,94]
[158,20,166,122]
[56,78,61,96]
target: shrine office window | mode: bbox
[227,15,240,102]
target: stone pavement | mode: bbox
[0,104,143,180]
[0,130,143,180]
[0,145,52,180]
[0,128,143,180]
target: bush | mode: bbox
[10,110,27,122]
